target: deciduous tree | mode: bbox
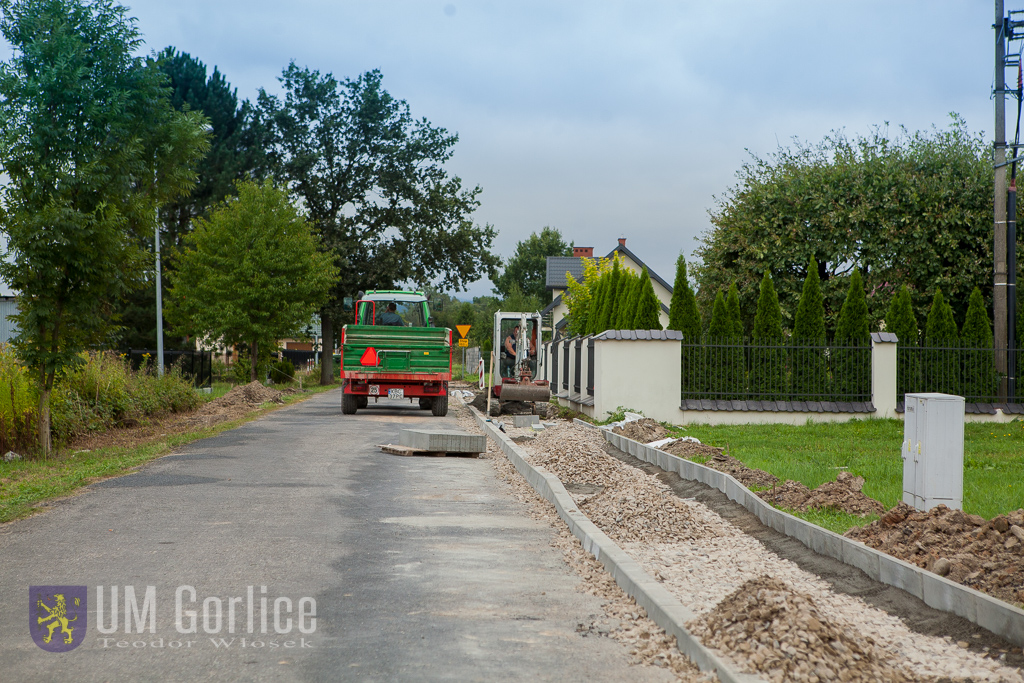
[695,116,997,331]
[167,180,339,381]
[0,0,209,455]
[493,227,571,301]
[258,65,499,384]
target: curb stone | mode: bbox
[471,407,765,683]
[582,419,1024,648]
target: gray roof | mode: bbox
[594,329,683,341]
[544,242,674,295]
[546,257,586,289]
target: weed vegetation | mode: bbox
[0,347,201,455]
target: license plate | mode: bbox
[387,388,404,399]
[368,385,380,396]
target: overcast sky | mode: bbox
[3,1,1010,299]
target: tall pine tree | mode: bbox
[596,259,621,332]
[924,288,959,395]
[668,254,701,340]
[960,287,996,400]
[726,282,744,339]
[886,285,920,403]
[632,267,662,330]
[750,271,785,399]
[833,271,870,400]
[791,259,827,400]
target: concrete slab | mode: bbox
[513,414,540,427]
[399,428,487,453]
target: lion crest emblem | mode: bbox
[30,586,87,652]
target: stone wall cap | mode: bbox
[594,329,683,341]
[871,332,898,344]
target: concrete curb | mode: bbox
[471,409,764,683]
[587,421,1024,648]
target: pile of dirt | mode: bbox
[758,472,886,517]
[183,381,286,428]
[846,503,1024,605]
[689,576,913,683]
[660,441,780,489]
[611,418,667,443]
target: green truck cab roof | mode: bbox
[362,290,427,302]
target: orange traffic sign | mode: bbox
[458,338,469,347]
[456,324,472,338]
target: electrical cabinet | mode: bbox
[902,393,964,511]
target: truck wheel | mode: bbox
[357,396,368,409]
[342,392,358,414]
[431,394,448,416]
[418,398,433,410]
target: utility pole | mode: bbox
[995,0,1008,398]
[995,2,1024,399]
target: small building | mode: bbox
[542,238,673,337]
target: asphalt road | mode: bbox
[0,390,668,682]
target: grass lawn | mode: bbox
[665,418,1024,529]
[0,383,339,524]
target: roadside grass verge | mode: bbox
[0,384,339,524]
[666,418,1024,529]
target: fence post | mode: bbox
[871,332,899,418]
[593,330,683,423]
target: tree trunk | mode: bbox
[320,314,334,385]
[37,386,52,458]
[250,339,259,382]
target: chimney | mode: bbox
[573,246,594,258]
[618,237,626,247]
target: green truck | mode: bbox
[340,290,452,416]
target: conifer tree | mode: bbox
[587,273,607,335]
[615,270,640,329]
[924,288,959,395]
[596,259,621,332]
[709,290,729,338]
[632,267,662,330]
[726,282,744,339]
[885,286,919,346]
[667,254,701,340]
[750,271,785,399]
[792,258,826,341]
[960,287,996,400]
[833,271,871,399]
[791,259,827,400]
[925,288,959,342]
[708,288,742,397]
[886,285,920,401]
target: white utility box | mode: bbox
[902,393,964,511]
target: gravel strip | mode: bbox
[451,400,715,682]
[515,420,1024,683]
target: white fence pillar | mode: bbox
[871,332,899,418]
[593,330,682,423]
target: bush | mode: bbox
[0,344,39,453]
[271,359,295,384]
[232,348,273,384]
[48,352,200,446]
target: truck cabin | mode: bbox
[356,292,430,327]
[498,317,539,378]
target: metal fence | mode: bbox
[897,344,1001,404]
[681,338,871,403]
[126,349,213,388]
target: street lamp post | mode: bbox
[155,217,164,376]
